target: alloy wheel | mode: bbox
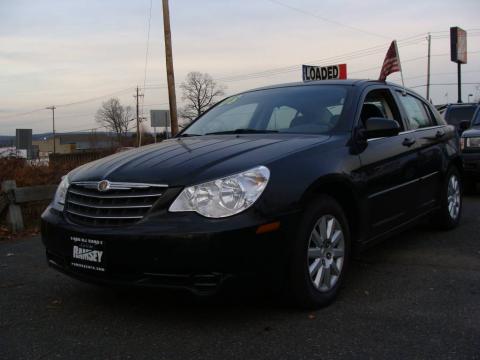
[447,174,461,220]
[307,215,345,292]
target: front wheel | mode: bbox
[434,167,462,230]
[288,195,350,309]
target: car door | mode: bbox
[395,91,447,214]
[355,86,420,238]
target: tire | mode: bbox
[434,167,462,230]
[288,195,351,309]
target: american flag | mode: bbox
[379,41,401,81]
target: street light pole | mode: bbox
[46,106,56,155]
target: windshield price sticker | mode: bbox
[302,64,347,82]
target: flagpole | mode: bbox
[393,40,407,95]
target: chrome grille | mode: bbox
[65,181,167,227]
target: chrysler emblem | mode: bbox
[97,180,110,192]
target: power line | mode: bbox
[55,87,133,108]
[211,28,479,84]
[348,51,480,80]
[214,36,427,83]
[55,126,105,134]
[404,70,480,81]
[1,26,479,127]
[56,118,137,134]
[265,0,390,39]
[410,82,480,89]
[0,87,133,121]
[0,108,45,120]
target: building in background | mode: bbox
[33,137,75,155]
[0,147,27,158]
[33,133,117,155]
[15,129,33,158]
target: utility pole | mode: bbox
[162,0,179,136]
[45,106,56,155]
[426,33,431,102]
[134,86,144,147]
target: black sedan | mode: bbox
[460,107,480,191]
[41,80,462,308]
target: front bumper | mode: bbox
[41,206,300,294]
[462,151,480,179]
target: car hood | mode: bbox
[462,125,480,138]
[69,134,331,186]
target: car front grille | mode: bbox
[65,181,167,227]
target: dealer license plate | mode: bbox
[70,236,106,272]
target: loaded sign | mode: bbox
[302,64,347,82]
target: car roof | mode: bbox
[246,79,403,91]
[238,79,424,100]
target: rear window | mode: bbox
[445,106,477,127]
[397,94,432,129]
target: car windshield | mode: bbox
[181,85,349,136]
[445,106,477,127]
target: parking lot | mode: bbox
[1,196,480,359]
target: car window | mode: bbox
[422,102,444,126]
[445,106,477,127]
[397,93,432,129]
[427,103,447,126]
[360,89,404,131]
[183,85,349,135]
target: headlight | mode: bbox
[465,137,480,148]
[169,166,270,218]
[52,175,70,211]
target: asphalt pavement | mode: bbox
[1,197,480,359]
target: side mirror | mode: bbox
[364,117,400,138]
[459,120,471,133]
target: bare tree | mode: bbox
[179,72,226,123]
[95,98,133,139]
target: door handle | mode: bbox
[423,129,446,140]
[435,130,445,138]
[402,137,416,147]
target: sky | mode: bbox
[1,0,479,135]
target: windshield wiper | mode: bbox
[177,133,202,137]
[205,129,279,135]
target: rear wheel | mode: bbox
[288,195,350,309]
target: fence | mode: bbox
[1,180,57,233]
[49,151,114,166]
